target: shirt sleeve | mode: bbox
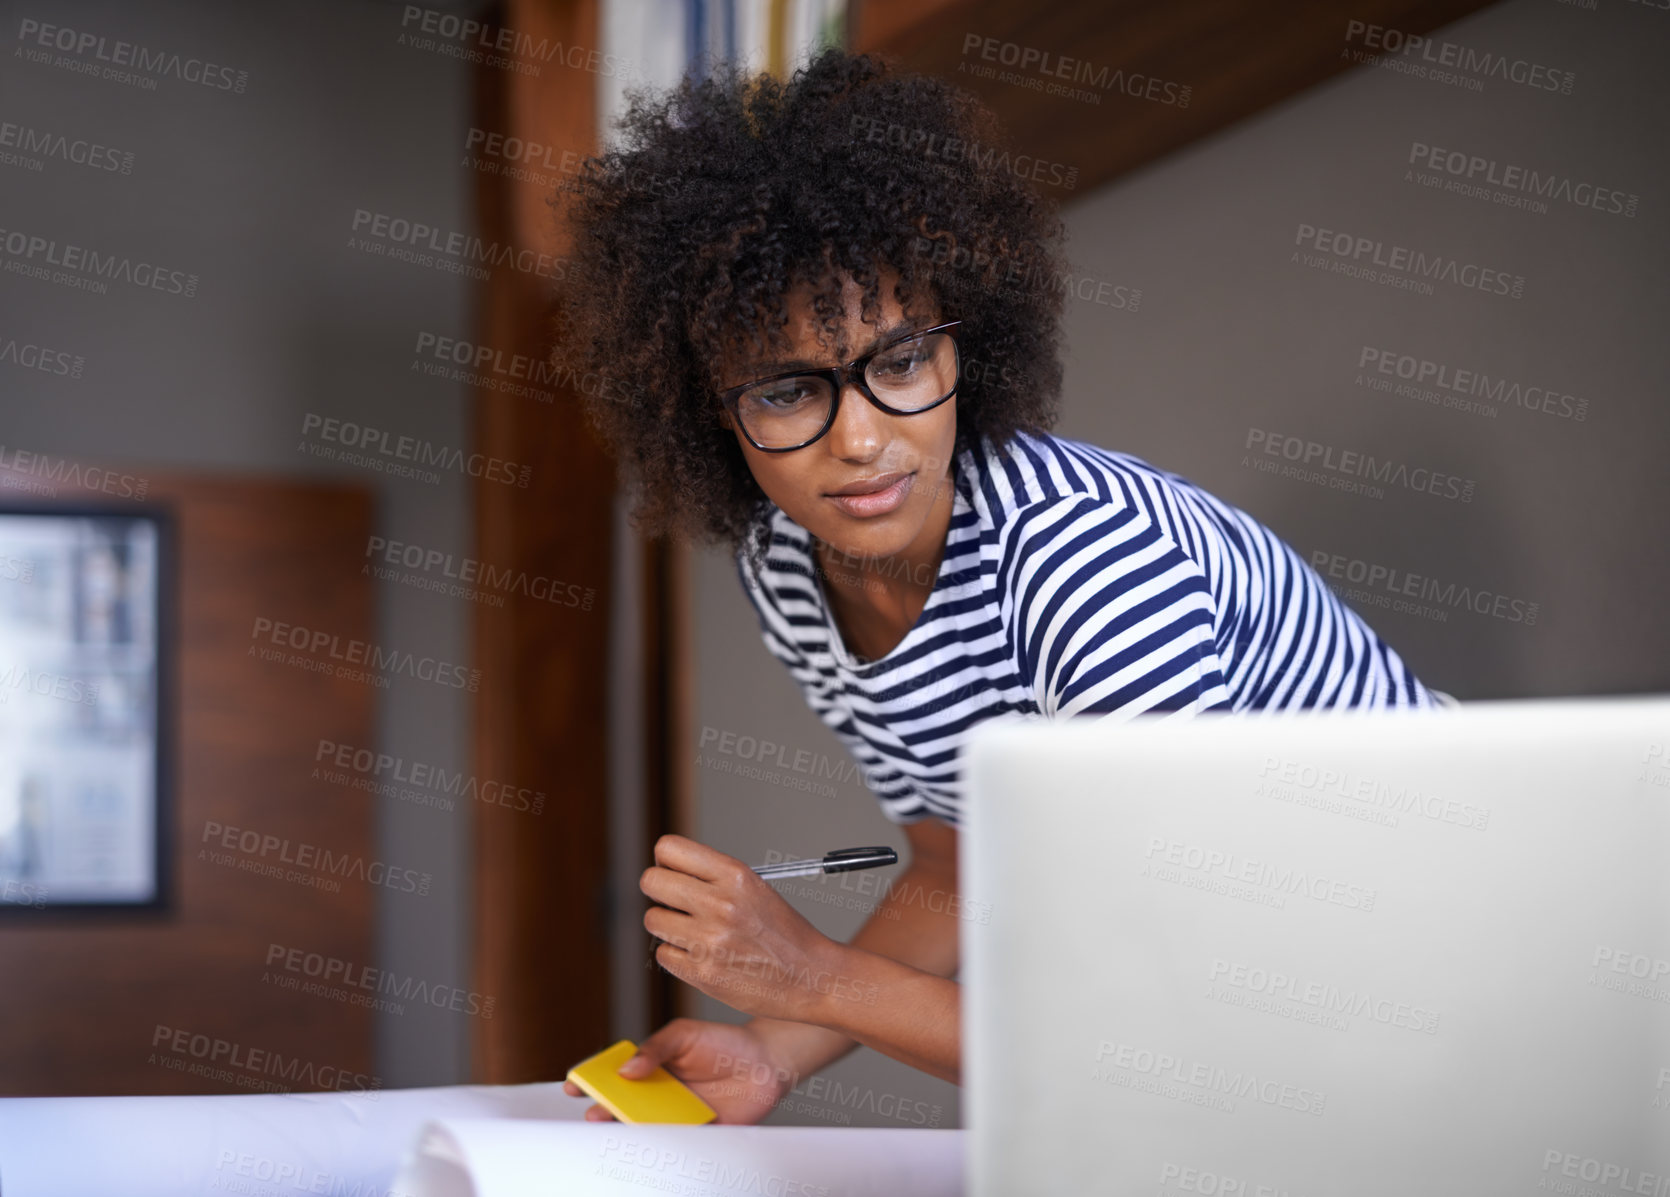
[1226,507,1448,711]
[998,494,1234,719]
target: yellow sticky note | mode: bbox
[566,1039,718,1125]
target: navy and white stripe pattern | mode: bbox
[737,429,1443,827]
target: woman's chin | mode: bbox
[812,515,917,562]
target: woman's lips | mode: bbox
[827,472,914,518]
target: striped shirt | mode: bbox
[736,429,1444,827]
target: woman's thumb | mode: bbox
[618,1051,655,1078]
[619,1021,686,1078]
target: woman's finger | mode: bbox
[638,864,710,913]
[651,833,743,884]
[643,906,699,952]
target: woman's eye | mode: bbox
[874,346,930,377]
[751,380,818,408]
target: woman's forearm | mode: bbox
[804,945,961,1084]
[744,1016,855,1085]
[746,859,964,1082]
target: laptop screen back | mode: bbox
[962,697,1670,1196]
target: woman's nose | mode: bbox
[823,379,887,461]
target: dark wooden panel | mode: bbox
[0,468,376,1096]
[642,535,695,1026]
[856,0,1500,195]
[469,0,616,1084]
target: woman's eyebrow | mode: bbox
[748,318,919,373]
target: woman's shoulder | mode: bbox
[969,428,1212,524]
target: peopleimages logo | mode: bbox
[1310,549,1538,626]
[0,224,199,297]
[0,118,135,174]
[397,5,646,82]
[0,334,85,378]
[1,879,47,908]
[1245,428,1475,503]
[959,33,1192,107]
[0,445,148,499]
[1356,346,1588,422]
[1640,743,1670,790]
[1590,945,1670,1005]
[1407,141,1638,218]
[1341,20,1576,95]
[150,1024,380,1096]
[912,235,1142,312]
[847,115,1079,190]
[201,819,433,895]
[411,330,645,406]
[350,209,576,281]
[364,535,594,610]
[314,738,546,815]
[596,1138,832,1197]
[709,1051,945,1126]
[265,942,495,1018]
[0,661,98,707]
[697,726,889,792]
[249,615,481,692]
[1092,1040,1326,1116]
[1144,836,1377,911]
[0,555,35,585]
[1207,957,1442,1033]
[14,17,251,92]
[299,412,529,488]
[1158,1162,1296,1195]
[1541,1150,1670,1197]
[1258,754,1493,830]
[1293,222,1525,299]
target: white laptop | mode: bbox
[962,696,1670,1196]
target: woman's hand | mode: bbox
[641,834,867,1023]
[561,1018,799,1125]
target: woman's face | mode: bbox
[717,270,959,569]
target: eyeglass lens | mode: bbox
[734,331,957,450]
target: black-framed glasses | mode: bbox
[718,320,963,452]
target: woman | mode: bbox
[557,47,1448,1122]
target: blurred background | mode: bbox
[0,0,1664,1132]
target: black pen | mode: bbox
[751,845,898,879]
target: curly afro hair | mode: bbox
[550,46,1070,568]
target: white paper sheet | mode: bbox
[0,1082,583,1196]
[392,1118,965,1197]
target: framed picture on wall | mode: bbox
[0,500,172,913]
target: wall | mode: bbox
[1049,0,1667,700]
